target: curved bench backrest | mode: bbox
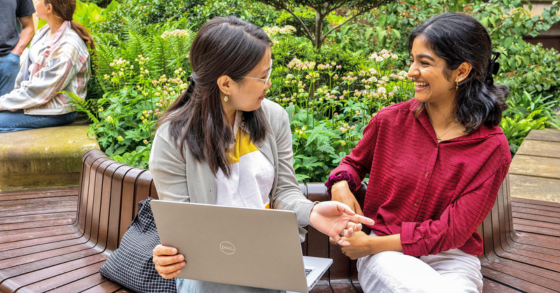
[75,150,513,282]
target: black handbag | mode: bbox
[99,197,177,293]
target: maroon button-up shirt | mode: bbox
[330,99,511,256]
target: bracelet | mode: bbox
[325,172,357,199]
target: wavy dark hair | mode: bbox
[408,13,508,132]
[158,16,272,177]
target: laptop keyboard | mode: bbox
[305,269,313,276]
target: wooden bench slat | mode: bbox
[0,218,74,231]
[17,261,105,292]
[512,210,560,224]
[510,242,560,257]
[482,278,522,293]
[514,224,560,237]
[46,272,108,293]
[512,201,560,213]
[0,225,75,243]
[0,212,76,225]
[0,253,107,292]
[0,243,93,268]
[513,218,560,230]
[512,197,560,208]
[0,233,79,252]
[482,259,560,289]
[512,232,560,250]
[0,237,87,261]
[481,267,558,293]
[0,188,78,201]
[81,280,123,293]
[0,247,102,280]
[0,196,77,218]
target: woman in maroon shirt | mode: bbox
[326,13,511,293]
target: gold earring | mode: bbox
[456,81,459,90]
[224,95,229,102]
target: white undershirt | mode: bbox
[215,111,275,209]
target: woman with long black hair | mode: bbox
[149,16,374,292]
[328,13,511,293]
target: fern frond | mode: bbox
[60,91,99,123]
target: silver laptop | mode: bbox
[151,200,332,293]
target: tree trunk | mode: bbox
[315,11,323,52]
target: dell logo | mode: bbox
[219,241,236,255]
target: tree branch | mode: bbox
[321,11,363,42]
[279,3,316,45]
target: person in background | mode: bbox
[0,0,93,133]
[0,0,35,96]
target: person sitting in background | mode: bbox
[0,0,93,133]
[0,0,35,96]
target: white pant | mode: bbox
[357,234,483,293]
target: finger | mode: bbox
[160,270,182,279]
[157,261,186,274]
[154,245,179,256]
[155,254,184,266]
[329,237,337,245]
[344,227,354,238]
[348,214,374,226]
[337,238,351,246]
[353,223,363,232]
[337,202,356,216]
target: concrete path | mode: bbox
[509,129,560,203]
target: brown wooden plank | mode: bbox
[513,218,560,231]
[133,171,152,217]
[509,155,560,180]
[525,129,560,142]
[330,279,357,293]
[0,196,78,218]
[16,261,105,292]
[483,258,560,288]
[510,175,560,203]
[512,197,560,208]
[0,242,93,268]
[482,278,522,293]
[511,242,560,257]
[481,266,557,293]
[514,232,560,250]
[106,165,133,252]
[86,160,116,248]
[0,211,75,225]
[513,210,560,224]
[0,234,79,252]
[0,188,78,201]
[512,202,560,214]
[0,218,74,231]
[81,280,122,293]
[118,169,144,245]
[0,237,88,261]
[0,225,75,243]
[496,250,560,272]
[96,164,126,253]
[0,247,102,280]
[46,272,107,293]
[516,140,560,159]
[0,253,107,292]
[514,224,560,237]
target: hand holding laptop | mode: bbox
[309,201,375,246]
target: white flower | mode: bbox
[376,56,384,62]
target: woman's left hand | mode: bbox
[340,231,374,260]
[309,201,374,246]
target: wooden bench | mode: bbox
[1,149,559,292]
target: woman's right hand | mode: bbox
[331,180,364,216]
[153,244,186,279]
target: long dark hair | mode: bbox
[408,13,508,132]
[44,0,95,49]
[159,16,271,177]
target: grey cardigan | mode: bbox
[149,99,315,241]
